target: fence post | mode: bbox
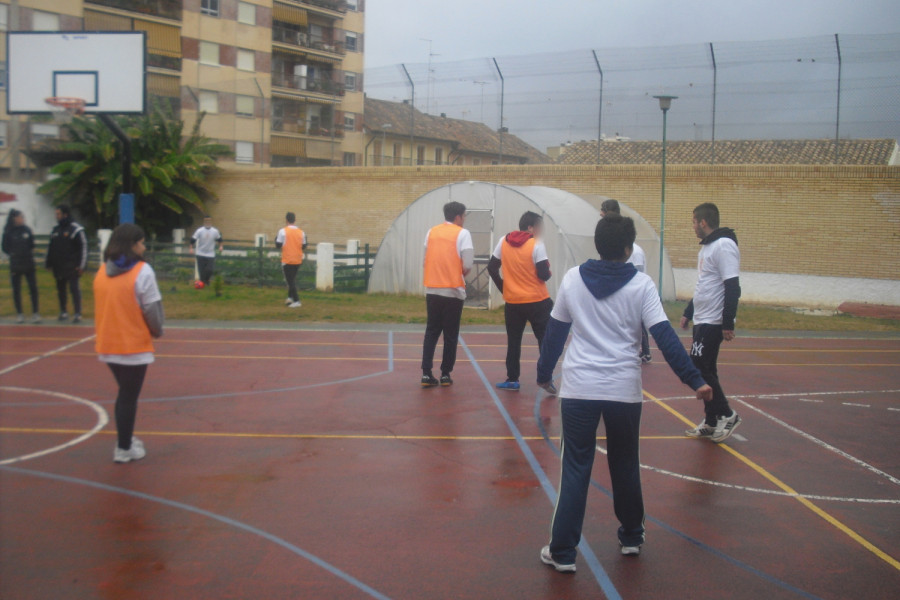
[97,229,112,258]
[173,229,185,254]
[255,233,267,287]
[346,239,360,266]
[316,242,334,292]
[364,243,371,288]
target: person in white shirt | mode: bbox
[189,216,223,286]
[420,201,474,387]
[536,214,711,571]
[602,199,651,363]
[681,202,742,443]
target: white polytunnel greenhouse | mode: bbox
[367,182,675,308]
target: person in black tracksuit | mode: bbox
[46,204,88,323]
[2,209,41,323]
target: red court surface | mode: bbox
[1,323,898,599]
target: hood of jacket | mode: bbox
[505,231,533,248]
[105,256,141,277]
[578,259,638,300]
[700,227,738,246]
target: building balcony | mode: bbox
[147,54,181,72]
[85,0,182,21]
[272,120,345,139]
[276,0,347,19]
[272,72,345,100]
[272,24,346,57]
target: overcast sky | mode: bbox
[365,0,900,67]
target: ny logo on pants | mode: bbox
[691,341,704,357]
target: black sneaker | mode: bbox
[58,312,68,322]
[440,374,453,387]
[72,313,82,324]
[421,374,439,388]
[640,353,652,364]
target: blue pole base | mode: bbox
[119,193,135,225]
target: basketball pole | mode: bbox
[97,114,134,225]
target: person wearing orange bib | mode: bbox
[421,201,474,388]
[275,212,307,308]
[488,211,553,391]
[94,224,164,464]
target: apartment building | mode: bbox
[0,0,366,177]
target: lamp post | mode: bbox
[652,95,677,297]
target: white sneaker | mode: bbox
[711,412,742,443]
[540,545,576,573]
[621,545,642,556]
[685,420,716,439]
[16,314,25,323]
[284,297,293,305]
[113,437,146,463]
[289,301,302,308]
[31,313,42,323]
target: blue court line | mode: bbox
[459,338,622,600]
[0,465,393,600]
[531,391,822,600]
[1,331,396,408]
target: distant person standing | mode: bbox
[601,199,651,363]
[275,212,307,308]
[94,223,164,464]
[487,211,553,392]
[190,215,223,287]
[46,204,87,323]
[421,201,473,388]
[681,202,742,443]
[2,209,41,323]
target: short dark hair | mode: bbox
[518,211,543,232]
[693,203,720,229]
[600,199,620,215]
[56,204,71,217]
[103,223,146,262]
[203,215,212,220]
[594,214,636,260]
[285,212,296,224]
[443,201,466,222]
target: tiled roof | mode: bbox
[554,139,898,165]
[365,98,549,164]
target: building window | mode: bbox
[0,122,7,148]
[393,143,402,166]
[33,10,60,31]
[345,32,358,52]
[0,62,6,90]
[236,95,254,117]
[434,147,443,165]
[472,158,481,166]
[416,145,425,165]
[237,49,255,71]
[346,0,359,10]
[199,42,219,65]
[0,5,8,31]
[201,0,220,17]
[199,91,218,113]
[237,2,256,25]
[235,141,254,164]
[31,123,60,142]
[491,160,499,165]
[344,72,357,91]
[343,152,356,167]
[343,113,355,130]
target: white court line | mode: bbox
[0,335,95,377]
[842,402,871,408]
[656,389,900,402]
[595,446,900,504]
[0,387,109,466]
[888,407,900,412]
[798,398,824,403]
[734,397,900,487]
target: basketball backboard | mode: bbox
[6,31,146,115]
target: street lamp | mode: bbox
[652,94,677,297]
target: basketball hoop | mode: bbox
[45,97,87,125]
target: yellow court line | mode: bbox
[643,389,900,571]
[1,351,896,367]
[0,427,687,442]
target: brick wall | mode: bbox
[207,164,900,280]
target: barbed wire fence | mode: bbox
[364,33,900,162]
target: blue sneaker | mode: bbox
[496,380,520,391]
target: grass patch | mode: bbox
[1,266,897,331]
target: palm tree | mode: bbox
[38,104,231,236]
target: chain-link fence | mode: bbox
[365,34,900,158]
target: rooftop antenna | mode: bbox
[420,38,439,114]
